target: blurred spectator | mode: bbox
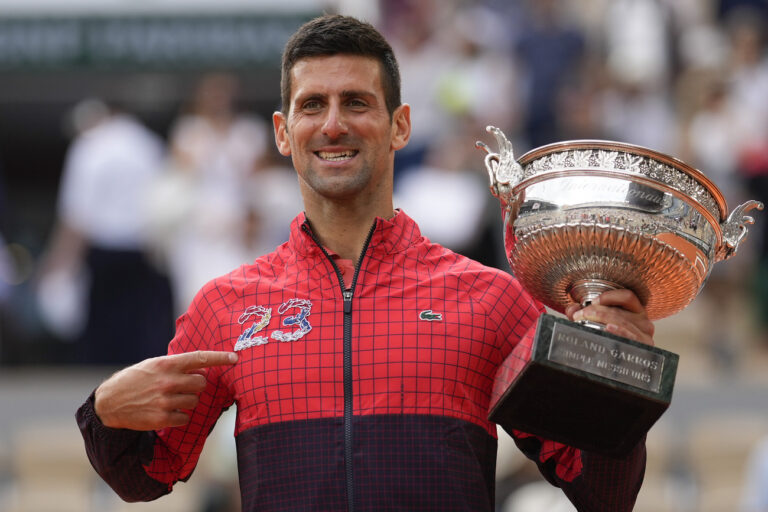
[720,9,768,335]
[682,76,751,372]
[598,0,678,153]
[385,0,453,183]
[148,73,272,314]
[597,81,678,154]
[686,79,745,208]
[675,21,731,125]
[37,99,173,365]
[394,128,490,257]
[514,0,586,147]
[727,9,768,154]
[387,1,520,185]
[240,147,303,258]
[434,5,520,137]
[605,0,673,91]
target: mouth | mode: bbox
[315,150,359,162]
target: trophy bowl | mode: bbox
[477,126,762,455]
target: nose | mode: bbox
[321,103,348,140]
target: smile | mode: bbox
[316,150,358,161]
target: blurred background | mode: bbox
[2,0,768,510]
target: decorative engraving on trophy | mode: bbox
[596,150,619,170]
[648,160,664,180]
[572,149,592,169]
[548,323,665,393]
[550,151,568,170]
[520,150,721,220]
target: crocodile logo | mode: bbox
[419,310,443,321]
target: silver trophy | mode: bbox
[477,126,762,455]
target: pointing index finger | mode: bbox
[169,351,238,371]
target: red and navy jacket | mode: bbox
[77,210,646,511]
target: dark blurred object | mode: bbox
[718,0,768,20]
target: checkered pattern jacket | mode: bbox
[77,210,646,511]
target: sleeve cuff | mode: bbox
[76,389,145,444]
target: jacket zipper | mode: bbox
[302,220,377,512]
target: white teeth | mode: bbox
[318,150,357,161]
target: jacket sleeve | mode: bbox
[511,430,646,512]
[75,282,235,501]
[496,323,646,511]
[76,391,171,502]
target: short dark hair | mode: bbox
[280,14,401,118]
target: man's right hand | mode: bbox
[94,351,238,431]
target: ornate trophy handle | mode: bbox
[475,126,524,205]
[719,200,764,261]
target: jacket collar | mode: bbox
[289,209,422,259]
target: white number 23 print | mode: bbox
[234,299,313,351]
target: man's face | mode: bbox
[273,55,410,204]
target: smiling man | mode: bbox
[77,14,652,512]
[273,52,411,261]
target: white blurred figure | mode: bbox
[598,0,678,154]
[241,151,303,259]
[38,98,173,364]
[394,129,489,255]
[604,0,671,89]
[151,73,270,314]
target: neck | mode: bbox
[304,200,395,261]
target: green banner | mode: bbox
[0,13,316,70]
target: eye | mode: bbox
[347,98,368,109]
[301,100,323,111]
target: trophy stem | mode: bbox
[568,279,621,307]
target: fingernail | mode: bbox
[229,353,238,363]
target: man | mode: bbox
[77,14,653,511]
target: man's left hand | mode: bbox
[564,289,655,346]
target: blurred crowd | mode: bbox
[0,0,765,360]
[0,0,767,365]
[0,0,768,511]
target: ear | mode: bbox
[273,111,292,156]
[390,103,411,152]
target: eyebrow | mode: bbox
[341,89,377,100]
[294,89,377,105]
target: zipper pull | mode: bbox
[343,289,353,314]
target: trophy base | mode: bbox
[489,314,678,457]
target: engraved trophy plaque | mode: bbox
[477,126,763,456]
